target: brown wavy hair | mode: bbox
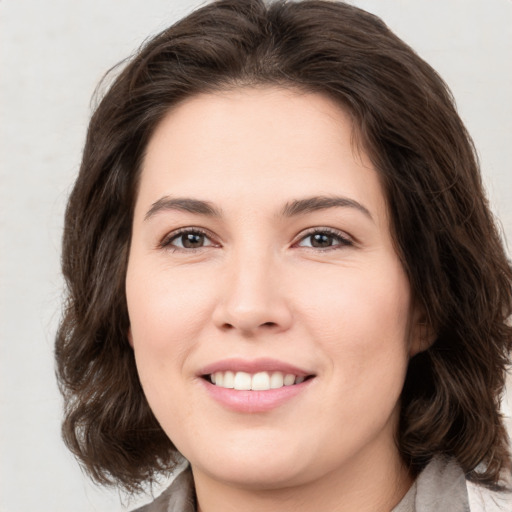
[56,0,512,493]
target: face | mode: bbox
[126,87,422,491]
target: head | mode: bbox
[56,0,512,493]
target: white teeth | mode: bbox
[234,371,252,390]
[209,371,307,390]
[214,371,223,387]
[284,374,295,386]
[269,372,284,389]
[223,371,235,388]
[251,372,270,390]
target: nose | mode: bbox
[212,248,293,336]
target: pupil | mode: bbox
[312,233,332,247]
[183,233,203,248]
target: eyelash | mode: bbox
[296,227,354,250]
[159,227,216,252]
[159,227,354,253]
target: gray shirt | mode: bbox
[133,456,509,512]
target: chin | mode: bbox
[201,459,308,490]
[185,435,314,490]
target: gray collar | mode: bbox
[392,456,470,512]
[132,469,195,512]
[135,456,470,512]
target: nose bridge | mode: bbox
[231,241,275,301]
[212,237,292,334]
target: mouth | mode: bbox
[203,371,314,391]
[198,359,315,412]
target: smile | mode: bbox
[199,359,315,412]
[208,371,307,390]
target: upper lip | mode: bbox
[198,358,314,377]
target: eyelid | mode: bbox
[293,227,355,249]
[159,226,219,251]
[158,226,354,252]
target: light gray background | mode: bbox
[1,1,511,511]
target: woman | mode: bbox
[55,1,512,510]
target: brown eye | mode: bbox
[297,229,353,250]
[163,229,215,251]
[180,232,206,248]
[310,233,335,248]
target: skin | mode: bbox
[126,87,425,512]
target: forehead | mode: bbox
[137,86,387,224]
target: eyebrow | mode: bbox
[280,195,372,220]
[145,197,223,221]
[144,195,372,221]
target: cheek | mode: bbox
[125,264,210,421]
[297,261,412,382]
[125,263,214,405]
[300,262,411,338]
[126,261,213,347]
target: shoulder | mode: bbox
[131,466,195,512]
[411,456,511,512]
[467,480,512,512]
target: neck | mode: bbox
[192,442,413,512]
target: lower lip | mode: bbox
[200,378,313,413]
